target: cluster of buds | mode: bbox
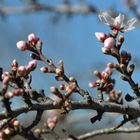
[50,76,77,98]
[95,32,118,55]
[1,59,37,90]
[50,83,75,103]
[95,32,117,53]
[60,79,77,97]
[50,78,77,113]
[16,33,39,51]
[0,119,20,140]
[107,51,134,78]
[11,59,37,77]
[89,67,115,94]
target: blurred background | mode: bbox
[0,0,140,139]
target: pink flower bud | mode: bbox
[28,33,38,46]
[89,82,97,88]
[104,67,112,75]
[16,41,28,51]
[17,66,26,76]
[26,60,37,71]
[93,70,101,79]
[50,86,63,99]
[65,83,76,94]
[12,120,20,127]
[101,71,109,80]
[4,91,14,99]
[40,67,48,73]
[59,83,66,90]
[95,32,107,42]
[11,59,18,69]
[4,127,11,135]
[47,116,57,130]
[50,86,58,93]
[2,72,10,80]
[56,68,63,76]
[107,62,115,68]
[104,37,115,48]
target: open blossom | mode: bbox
[99,12,137,32]
[89,67,114,93]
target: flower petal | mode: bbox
[114,14,125,27]
[98,15,108,24]
[126,18,137,27]
[122,17,137,32]
[122,26,135,32]
[99,12,114,26]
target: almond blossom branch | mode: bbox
[94,12,140,105]
[0,11,139,139]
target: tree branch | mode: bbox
[0,100,140,120]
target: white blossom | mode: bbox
[98,12,137,32]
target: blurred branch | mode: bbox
[0,3,97,15]
[0,1,140,26]
[66,126,140,140]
